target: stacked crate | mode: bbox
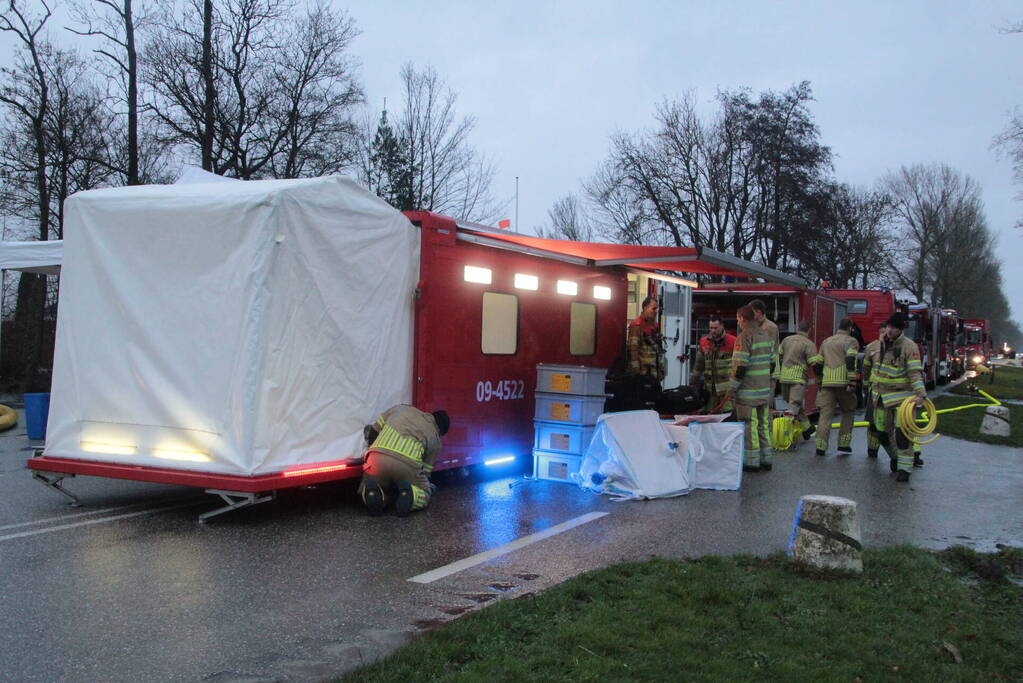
[533,363,607,483]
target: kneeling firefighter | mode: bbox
[359,405,450,517]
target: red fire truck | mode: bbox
[958,318,991,369]
[821,288,896,343]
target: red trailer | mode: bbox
[30,200,787,518]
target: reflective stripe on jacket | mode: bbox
[693,333,736,392]
[730,324,773,406]
[873,333,926,408]
[818,330,859,388]
[367,404,442,472]
[777,331,817,385]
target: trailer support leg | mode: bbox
[199,489,275,523]
[32,472,82,507]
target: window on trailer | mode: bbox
[481,292,518,354]
[570,302,597,355]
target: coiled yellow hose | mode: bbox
[771,415,799,450]
[897,396,939,445]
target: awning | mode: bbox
[0,240,63,274]
[455,222,805,288]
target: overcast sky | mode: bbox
[2,1,1020,322]
[344,0,1023,323]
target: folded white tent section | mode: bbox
[576,411,695,500]
[0,240,63,274]
[579,412,744,499]
[44,175,419,476]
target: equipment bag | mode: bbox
[604,374,662,413]
[656,384,704,416]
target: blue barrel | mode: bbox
[24,392,50,440]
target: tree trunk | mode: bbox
[201,0,214,171]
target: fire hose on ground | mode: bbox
[771,389,1002,449]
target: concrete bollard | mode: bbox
[980,405,1011,437]
[787,495,863,573]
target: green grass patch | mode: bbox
[952,364,1023,400]
[933,395,1022,447]
[343,547,1022,682]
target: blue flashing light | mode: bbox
[484,456,516,466]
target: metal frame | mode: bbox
[32,471,82,506]
[199,489,276,523]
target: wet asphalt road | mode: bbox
[1,405,1021,682]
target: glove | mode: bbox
[363,424,379,445]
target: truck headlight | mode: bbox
[972,355,983,364]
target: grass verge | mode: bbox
[933,395,1022,447]
[951,364,1023,400]
[342,546,1022,682]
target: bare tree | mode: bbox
[389,63,498,221]
[882,164,983,304]
[0,0,54,390]
[144,0,363,179]
[536,194,593,241]
[68,0,152,184]
[586,83,830,268]
[785,183,895,288]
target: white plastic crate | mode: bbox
[534,420,596,456]
[533,449,582,483]
[535,363,607,396]
[534,392,605,426]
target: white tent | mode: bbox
[44,175,419,476]
[0,240,63,274]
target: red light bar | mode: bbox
[282,462,349,477]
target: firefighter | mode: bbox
[627,295,665,380]
[776,319,818,443]
[870,313,926,482]
[861,322,886,460]
[864,322,925,467]
[359,404,450,517]
[812,317,860,456]
[725,305,774,471]
[749,299,780,399]
[690,314,737,413]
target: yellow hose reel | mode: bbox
[897,396,939,445]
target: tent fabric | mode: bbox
[45,175,419,476]
[576,411,695,500]
[0,240,63,274]
[684,422,744,490]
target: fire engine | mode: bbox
[822,288,896,343]
[958,319,991,369]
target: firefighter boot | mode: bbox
[896,470,910,483]
[395,481,414,518]
[361,476,385,517]
[815,449,826,457]
[913,451,924,468]
[867,449,878,459]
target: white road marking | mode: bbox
[0,495,207,531]
[0,505,127,531]
[408,511,609,584]
[0,500,202,542]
